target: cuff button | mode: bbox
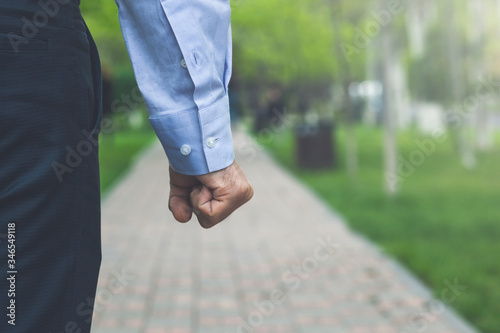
[180,144,191,156]
[206,137,217,149]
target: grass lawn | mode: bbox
[261,126,500,333]
[99,128,156,194]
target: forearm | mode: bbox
[115,0,235,175]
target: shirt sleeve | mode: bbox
[114,0,235,175]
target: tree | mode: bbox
[80,1,129,66]
[231,0,337,108]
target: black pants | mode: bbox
[0,1,102,332]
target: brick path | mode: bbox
[91,131,479,333]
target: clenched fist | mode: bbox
[168,161,253,228]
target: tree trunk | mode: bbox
[381,20,398,196]
[343,81,359,181]
[471,0,494,151]
[332,20,359,182]
[446,0,477,169]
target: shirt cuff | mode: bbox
[149,94,235,176]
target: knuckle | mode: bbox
[200,218,216,229]
[197,211,219,228]
[205,210,217,219]
[245,183,254,196]
[237,181,254,201]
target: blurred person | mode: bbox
[266,83,286,127]
[254,83,286,133]
[0,0,252,332]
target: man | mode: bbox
[0,0,252,332]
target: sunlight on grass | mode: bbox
[99,129,156,195]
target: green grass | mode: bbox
[99,128,156,194]
[261,126,500,333]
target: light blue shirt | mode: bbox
[115,0,235,175]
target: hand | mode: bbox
[168,161,253,228]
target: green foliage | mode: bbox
[262,127,500,333]
[406,1,500,103]
[407,22,451,103]
[80,0,120,39]
[80,0,130,67]
[331,1,375,82]
[232,0,336,86]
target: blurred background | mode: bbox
[82,1,500,332]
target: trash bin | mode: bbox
[295,122,337,170]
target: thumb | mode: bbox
[168,195,193,223]
[191,185,214,212]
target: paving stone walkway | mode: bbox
[91,130,479,333]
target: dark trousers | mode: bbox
[0,1,102,331]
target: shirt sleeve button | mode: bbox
[180,144,191,156]
[181,59,187,69]
[206,137,217,148]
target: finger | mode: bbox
[168,195,193,223]
[190,161,254,228]
[195,185,214,208]
[194,185,253,228]
[198,186,252,228]
[189,182,201,196]
[169,182,194,223]
[191,186,225,228]
[169,167,200,223]
[190,185,207,215]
